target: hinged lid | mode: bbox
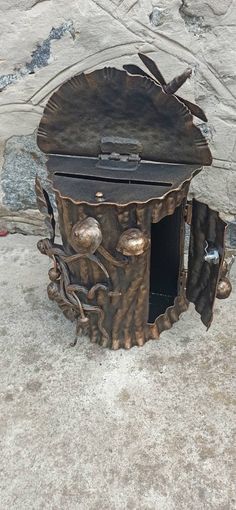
[37,65,212,166]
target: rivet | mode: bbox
[95,191,104,202]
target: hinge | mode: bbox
[99,152,140,163]
[179,269,188,290]
[99,136,141,165]
[184,202,192,225]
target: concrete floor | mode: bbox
[0,234,235,510]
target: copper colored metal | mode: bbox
[186,199,226,327]
[216,278,232,299]
[36,184,191,348]
[116,228,150,256]
[70,217,102,254]
[37,67,211,164]
[35,54,231,349]
[216,255,234,299]
[164,68,192,95]
[130,53,208,122]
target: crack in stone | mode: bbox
[0,20,75,92]
[30,0,50,7]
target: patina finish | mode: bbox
[35,53,232,349]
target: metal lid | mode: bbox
[37,66,212,166]
[51,156,200,206]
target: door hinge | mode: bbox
[179,269,188,290]
[99,136,141,165]
[99,152,140,163]
[184,202,192,225]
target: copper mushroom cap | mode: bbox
[117,228,150,256]
[216,277,232,299]
[71,217,102,254]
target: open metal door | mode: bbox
[186,199,226,328]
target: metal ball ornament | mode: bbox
[47,281,59,300]
[71,217,102,254]
[116,228,150,256]
[216,277,232,299]
[48,267,61,281]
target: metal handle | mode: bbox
[204,242,219,265]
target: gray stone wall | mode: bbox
[0,0,236,241]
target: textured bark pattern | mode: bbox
[149,294,189,340]
[186,199,226,327]
[42,186,189,349]
[56,195,153,349]
[37,177,228,347]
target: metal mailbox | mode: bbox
[35,54,232,349]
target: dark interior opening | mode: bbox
[54,171,172,187]
[148,204,183,323]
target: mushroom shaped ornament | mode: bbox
[35,53,233,349]
[216,278,232,300]
[116,228,150,257]
[216,256,234,299]
[70,217,102,255]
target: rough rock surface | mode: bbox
[0,0,236,236]
[0,233,235,509]
[2,132,48,211]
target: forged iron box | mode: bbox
[35,54,232,349]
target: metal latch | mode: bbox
[204,241,220,265]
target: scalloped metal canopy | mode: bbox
[37,66,212,166]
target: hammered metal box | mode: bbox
[35,54,232,349]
